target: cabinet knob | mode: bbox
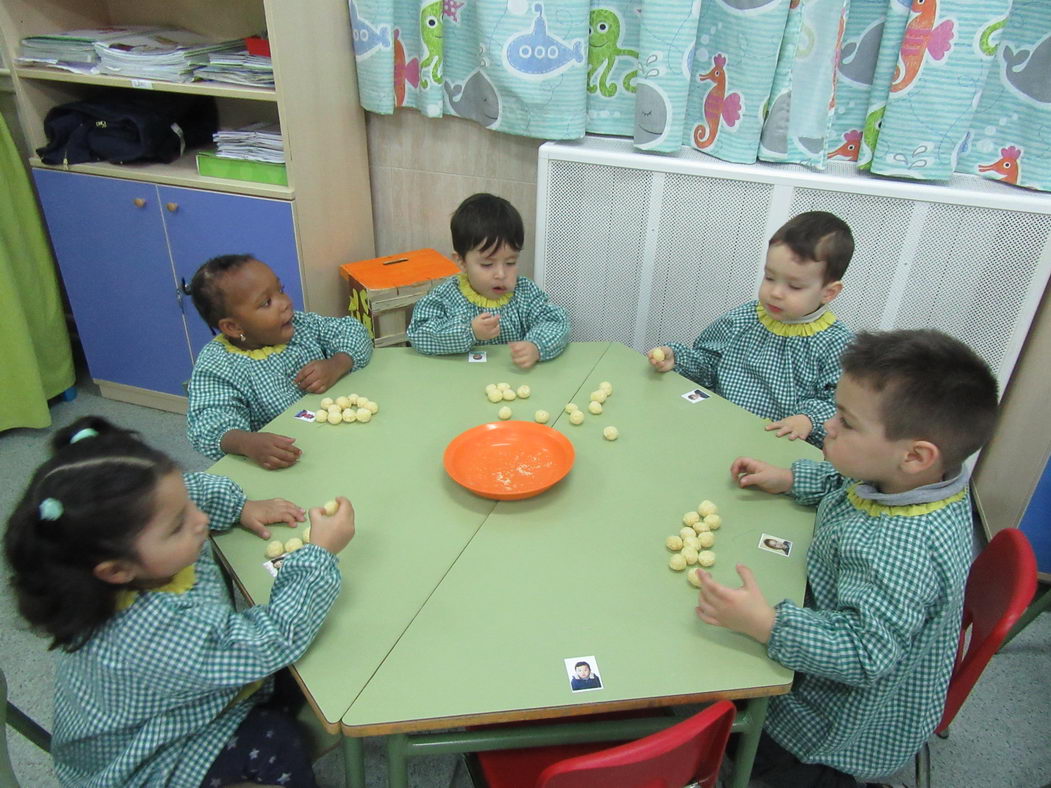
[165,202,178,213]
[133,198,146,208]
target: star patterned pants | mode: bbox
[199,706,317,787]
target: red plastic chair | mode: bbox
[915,528,1037,787]
[475,700,736,788]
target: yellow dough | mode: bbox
[335,396,350,409]
[697,550,716,567]
[599,381,613,395]
[534,410,550,424]
[303,527,311,543]
[697,531,715,548]
[650,347,665,362]
[320,397,334,409]
[517,385,531,399]
[665,535,684,551]
[487,389,504,403]
[502,389,517,401]
[697,500,718,517]
[683,511,701,526]
[703,514,722,530]
[323,499,339,516]
[365,400,379,414]
[692,520,711,534]
[687,568,703,588]
[498,406,513,420]
[679,526,696,541]
[265,539,284,559]
[684,535,701,551]
[485,384,498,394]
[602,425,619,441]
[284,537,304,553]
[681,546,699,565]
[569,410,585,425]
[341,408,357,423]
[348,393,360,406]
[356,408,372,423]
[588,401,603,415]
[590,390,607,403]
[564,403,580,413]
[497,382,511,390]
[315,409,329,423]
[669,554,687,571]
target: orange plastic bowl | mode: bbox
[444,421,575,500]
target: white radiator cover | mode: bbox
[535,136,1051,389]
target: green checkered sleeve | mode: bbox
[297,311,374,371]
[518,278,570,361]
[667,309,740,388]
[406,283,478,355]
[184,472,245,533]
[790,459,844,505]
[187,349,255,460]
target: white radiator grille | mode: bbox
[536,137,1051,388]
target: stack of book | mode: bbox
[94,28,241,83]
[197,121,287,186]
[17,26,161,74]
[194,49,274,87]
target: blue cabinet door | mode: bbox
[32,170,194,395]
[159,186,302,360]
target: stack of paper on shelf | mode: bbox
[194,49,274,87]
[17,26,162,74]
[213,121,284,163]
[94,29,241,83]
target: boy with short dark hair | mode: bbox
[695,329,999,785]
[407,193,570,369]
[651,211,855,446]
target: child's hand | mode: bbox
[695,564,776,644]
[472,312,500,340]
[765,414,813,441]
[730,456,793,494]
[509,341,540,369]
[308,497,355,554]
[244,432,302,470]
[648,346,675,372]
[240,498,306,539]
[294,353,353,393]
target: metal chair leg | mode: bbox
[915,740,931,788]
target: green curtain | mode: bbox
[0,111,75,431]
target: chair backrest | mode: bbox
[537,701,736,788]
[937,528,1037,733]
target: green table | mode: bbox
[209,343,820,787]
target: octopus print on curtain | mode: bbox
[349,0,1051,193]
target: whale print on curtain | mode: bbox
[350,0,1051,193]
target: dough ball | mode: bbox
[590,390,607,403]
[534,410,550,424]
[569,410,585,425]
[346,394,359,407]
[265,539,284,559]
[497,382,511,391]
[703,514,722,530]
[516,385,531,399]
[335,396,350,409]
[564,403,580,413]
[684,536,701,551]
[687,568,703,588]
[487,389,504,403]
[697,550,716,567]
[692,520,711,534]
[681,546,699,565]
[498,406,513,420]
[599,381,613,395]
[679,526,696,541]
[697,500,718,517]
[602,425,619,441]
[319,397,334,409]
[683,511,701,526]
[587,401,603,415]
[665,535,684,551]
[502,389,517,401]
[322,499,339,516]
[303,527,311,543]
[697,531,715,548]
[341,408,357,423]
[356,408,372,423]
[284,537,304,553]
[485,384,498,394]
[365,400,379,414]
[669,554,687,571]
[650,347,665,362]
[315,409,329,423]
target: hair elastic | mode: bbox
[70,427,99,443]
[39,498,63,521]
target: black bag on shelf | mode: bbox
[36,90,219,166]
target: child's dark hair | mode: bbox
[841,329,999,470]
[769,211,854,283]
[4,416,177,651]
[189,253,256,330]
[450,193,524,258]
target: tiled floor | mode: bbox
[3,382,1049,787]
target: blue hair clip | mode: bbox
[70,428,99,443]
[39,498,63,521]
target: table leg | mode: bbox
[730,695,769,788]
[342,735,366,788]
[387,733,411,788]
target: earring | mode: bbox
[239,333,246,342]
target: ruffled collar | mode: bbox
[215,334,287,360]
[458,274,513,309]
[756,302,838,337]
[115,565,197,612]
[846,467,969,517]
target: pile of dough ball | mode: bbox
[665,500,720,584]
[314,394,380,426]
[565,381,619,440]
[485,382,531,403]
[263,498,340,559]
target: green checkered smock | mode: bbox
[52,472,342,788]
[407,275,570,361]
[187,310,373,459]
[764,459,972,780]
[666,301,851,446]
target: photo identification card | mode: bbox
[293,409,316,423]
[263,554,290,577]
[681,388,710,403]
[564,656,604,692]
[758,533,793,557]
[468,351,488,362]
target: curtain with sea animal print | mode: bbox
[349,0,1051,193]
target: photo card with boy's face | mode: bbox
[757,533,793,557]
[681,388,710,403]
[564,655,603,692]
[468,351,488,362]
